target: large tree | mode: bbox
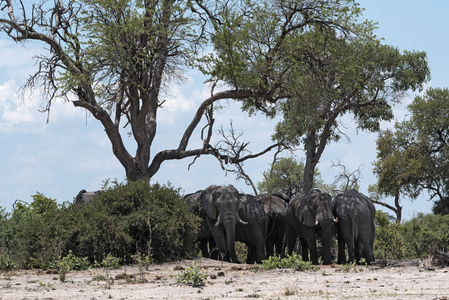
[373,87,449,217]
[0,0,383,182]
[272,26,430,192]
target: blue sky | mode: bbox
[0,1,447,219]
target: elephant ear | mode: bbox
[200,186,217,219]
[296,198,316,227]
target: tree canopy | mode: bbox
[0,0,374,182]
[257,157,334,198]
[272,23,429,192]
[374,88,449,208]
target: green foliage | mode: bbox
[374,212,449,260]
[68,180,201,263]
[256,254,317,272]
[433,197,449,215]
[173,263,207,287]
[58,251,91,282]
[374,88,449,203]
[374,211,406,260]
[257,157,331,198]
[59,251,91,271]
[0,180,200,269]
[401,213,449,257]
[0,193,66,269]
[99,254,121,269]
[131,252,153,271]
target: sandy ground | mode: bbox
[0,258,448,300]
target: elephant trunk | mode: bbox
[320,219,334,265]
[223,215,240,263]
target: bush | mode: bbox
[0,194,67,269]
[257,254,316,271]
[401,213,449,257]
[67,180,201,263]
[374,211,406,260]
[0,180,201,269]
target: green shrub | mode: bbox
[257,254,316,271]
[401,213,449,257]
[173,263,207,287]
[0,194,67,269]
[0,180,200,269]
[67,180,201,263]
[374,211,406,260]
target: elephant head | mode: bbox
[291,189,337,265]
[296,189,337,227]
[200,184,247,263]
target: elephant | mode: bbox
[198,184,247,263]
[236,194,268,264]
[332,189,375,264]
[75,189,101,204]
[257,193,288,258]
[184,190,218,259]
[286,189,337,265]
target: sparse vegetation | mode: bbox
[256,254,318,271]
[173,263,207,287]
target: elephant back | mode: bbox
[257,193,287,219]
[184,190,203,214]
[333,189,375,221]
[239,194,267,223]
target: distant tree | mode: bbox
[273,26,430,193]
[433,197,449,215]
[0,0,366,183]
[257,157,331,198]
[368,183,402,223]
[373,88,449,215]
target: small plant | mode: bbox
[284,287,298,296]
[131,252,152,271]
[256,254,317,271]
[173,263,207,287]
[2,283,12,289]
[341,262,356,272]
[101,254,121,269]
[0,255,16,271]
[57,250,91,282]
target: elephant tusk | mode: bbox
[215,215,222,227]
[315,220,319,226]
[239,219,248,225]
[334,217,338,223]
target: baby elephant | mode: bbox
[332,189,375,264]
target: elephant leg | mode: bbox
[266,236,274,258]
[286,230,297,256]
[208,239,219,260]
[275,232,286,258]
[199,239,210,258]
[339,224,355,263]
[337,229,347,264]
[355,239,363,263]
[359,235,374,264]
[302,227,319,265]
[299,239,309,262]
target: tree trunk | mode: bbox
[303,130,317,193]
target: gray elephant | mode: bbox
[75,189,101,204]
[198,184,247,263]
[184,190,217,259]
[236,194,268,264]
[286,189,337,265]
[257,193,288,258]
[332,189,375,264]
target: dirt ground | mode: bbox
[0,257,448,300]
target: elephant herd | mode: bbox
[185,185,375,265]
